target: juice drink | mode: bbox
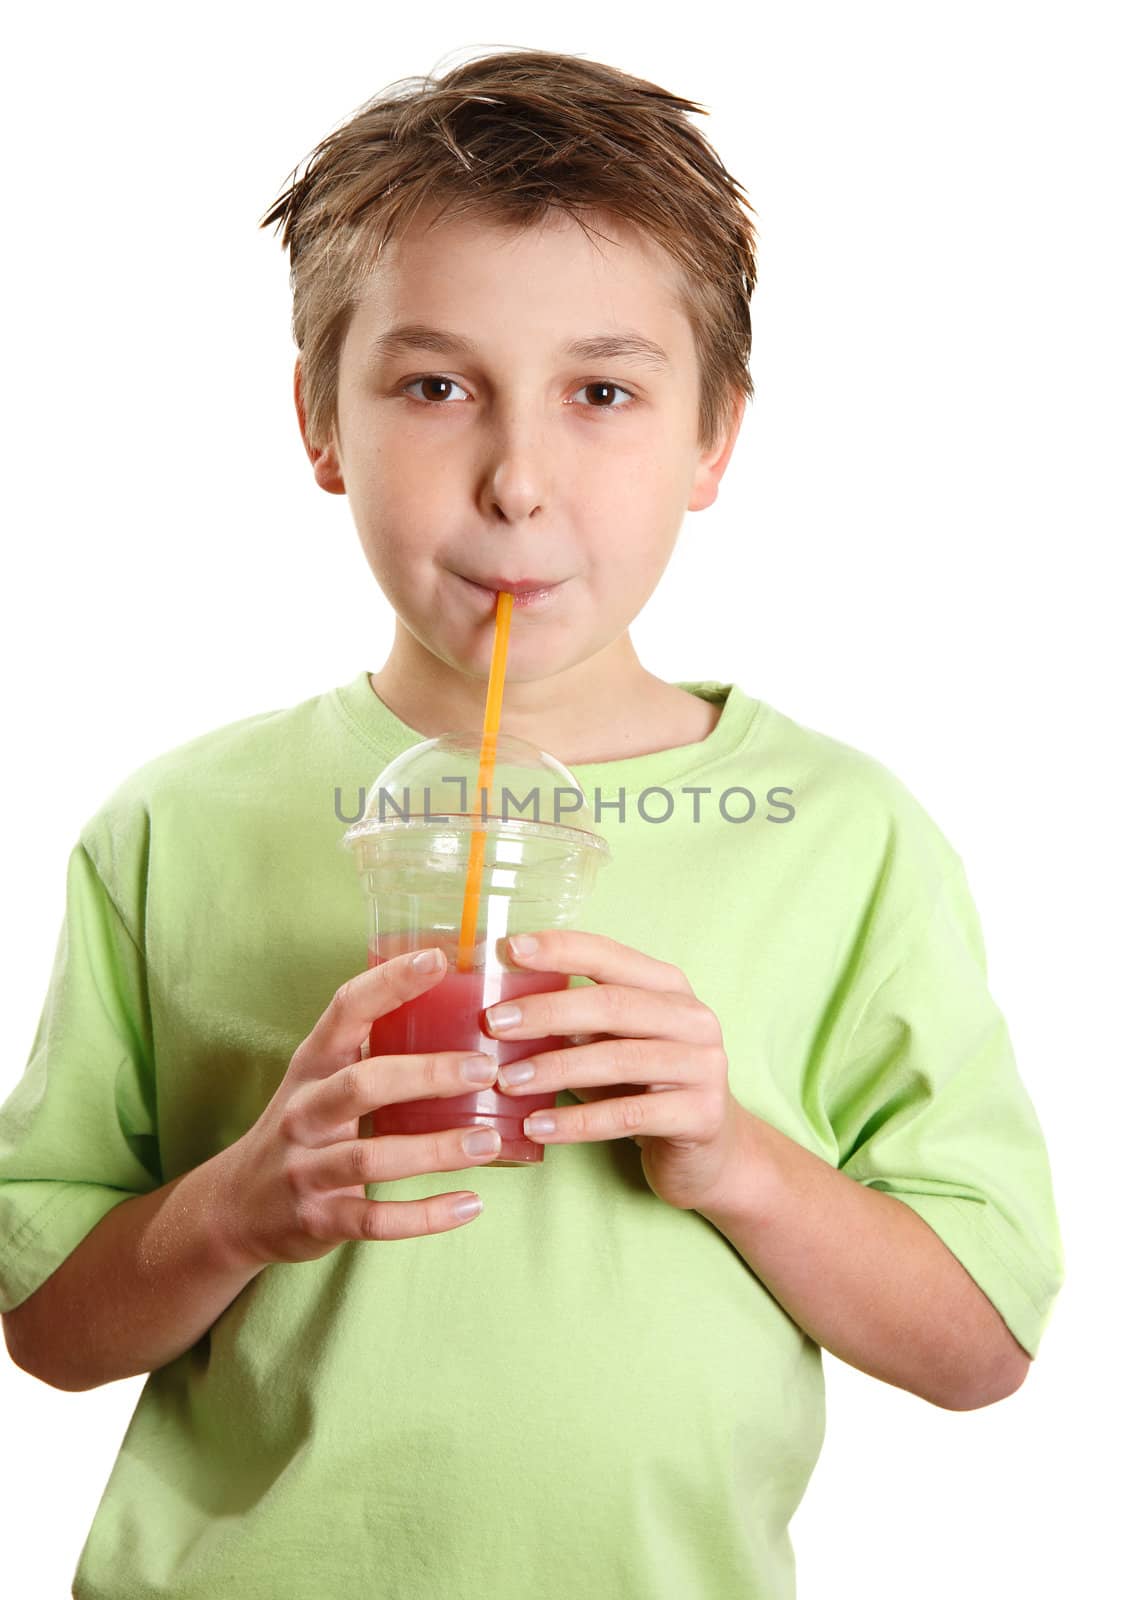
[366,955,571,1165]
[341,729,611,1168]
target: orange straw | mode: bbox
[455,590,514,971]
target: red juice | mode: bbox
[365,958,571,1165]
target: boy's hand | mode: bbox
[488,931,748,1215]
[223,948,504,1266]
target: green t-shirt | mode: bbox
[0,672,1064,1599]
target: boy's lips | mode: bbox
[454,572,568,608]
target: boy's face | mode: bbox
[297,203,743,685]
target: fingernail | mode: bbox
[411,949,442,972]
[508,934,539,958]
[464,1128,501,1156]
[462,1054,498,1084]
[486,1002,521,1030]
[498,1060,535,1086]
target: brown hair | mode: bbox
[259,46,758,456]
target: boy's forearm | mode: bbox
[5,1146,263,1392]
[696,1104,1031,1411]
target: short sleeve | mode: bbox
[823,856,1065,1360]
[0,840,161,1313]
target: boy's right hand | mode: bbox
[222,948,501,1267]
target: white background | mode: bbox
[1,2,1116,1595]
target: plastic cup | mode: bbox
[341,732,611,1165]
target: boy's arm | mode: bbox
[2,1144,260,1392]
[697,1105,1031,1411]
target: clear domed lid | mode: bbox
[341,731,609,853]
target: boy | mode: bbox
[0,47,1063,1600]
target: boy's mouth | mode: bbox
[454,572,567,608]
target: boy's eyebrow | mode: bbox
[369,322,672,372]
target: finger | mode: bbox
[306,1123,505,1191]
[496,1036,713,1095]
[504,929,694,995]
[325,1191,486,1243]
[485,982,717,1046]
[522,1087,700,1145]
[292,949,449,1079]
[300,1051,498,1140]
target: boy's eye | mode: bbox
[401,376,467,405]
[573,381,636,410]
[400,375,637,413]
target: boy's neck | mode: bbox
[369,625,720,765]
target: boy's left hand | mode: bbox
[484,930,747,1215]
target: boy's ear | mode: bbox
[687,390,747,513]
[294,357,346,495]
